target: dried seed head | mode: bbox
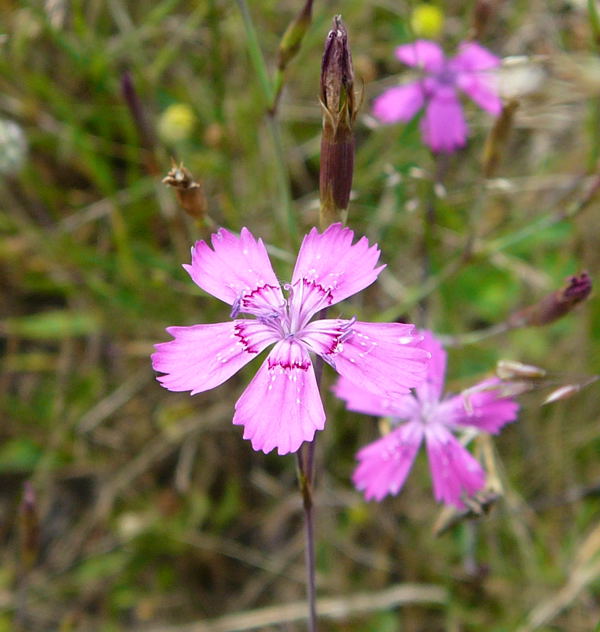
[163,161,207,220]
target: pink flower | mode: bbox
[152,224,429,455]
[334,331,519,507]
[373,40,502,153]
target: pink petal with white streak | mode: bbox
[152,320,277,395]
[424,424,485,508]
[233,341,325,455]
[183,227,284,308]
[437,378,519,434]
[290,224,384,318]
[420,86,468,153]
[332,375,419,419]
[373,82,425,124]
[395,40,445,72]
[353,422,424,501]
[319,321,429,397]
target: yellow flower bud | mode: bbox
[410,4,444,39]
[157,103,196,144]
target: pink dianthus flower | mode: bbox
[152,224,429,455]
[373,40,502,153]
[334,330,519,507]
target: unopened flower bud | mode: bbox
[508,272,592,328]
[19,481,40,571]
[482,99,518,177]
[270,0,314,113]
[163,161,207,221]
[277,0,314,71]
[543,376,599,405]
[496,360,546,381]
[410,4,444,39]
[319,15,358,229]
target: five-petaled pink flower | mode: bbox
[152,224,429,455]
[374,39,502,153]
[334,330,519,507]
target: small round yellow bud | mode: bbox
[157,103,196,144]
[410,4,444,39]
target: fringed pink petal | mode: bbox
[420,87,468,153]
[438,378,519,434]
[395,40,445,72]
[290,224,384,318]
[183,227,284,309]
[452,42,501,72]
[324,321,429,397]
[353,422,424,501]
[373,82,425,124]
[332,375,419,419]
[152,320,276,395]
[414,330,447,405]
[424,424,486,508]
[233,341,325,455]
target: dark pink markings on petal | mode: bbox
[300,317,354,358]
[231,283,286,319]
[152,320,276,395]
[291,224,384,314]
[184,227,284,307]
[330,321,430,397]
[233,341,325,455]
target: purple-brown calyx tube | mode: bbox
[508,272,592,327]
[319,15,358,229]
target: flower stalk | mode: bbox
[120,70,159,176]
[319,16,358,229]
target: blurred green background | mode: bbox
[1,1,599,630]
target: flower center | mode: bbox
[435,64,456,86]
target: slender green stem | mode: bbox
[294,313,327,632]
[295,448,317,632]
[235,0,297,243]
[265,115,298,243]
[234,0,273,105]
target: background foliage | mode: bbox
[1,1,599,630]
